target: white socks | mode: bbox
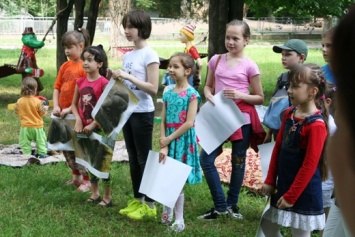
[174,193,184,222]
[171,193,185,232]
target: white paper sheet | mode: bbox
[139,150,192,209]
[195,91,246,154]
[257,142,275,181]
[255,201,270,237]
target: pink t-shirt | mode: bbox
[76,76,109,126]
[208,54,260,124]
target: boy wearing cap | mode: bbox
[264,39,308,143]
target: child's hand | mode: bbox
[43,106,49,115]
[277,196,293,209]
[60,107,71,118]
[106,68,113,79]
[74,120,84,133]
[112,69,129,81]
[83,122,96,136]
[205,93,215,105]
[52,106,61,116]
[159,147,168,164]
[261,183,276,196]
[159,136,171,148]
[223,88,245,100]
[264,132,271,143]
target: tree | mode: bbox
[56,0,101,71]
[107,0,134,59]
[244,0,353,18]
[0,0,57,16]
[208,0,244,58]
[56,0,74,71]
[131,0,209,20]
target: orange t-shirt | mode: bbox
[54,60,86,109]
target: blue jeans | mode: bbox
[123,112,155,202]
[200,124,251,212]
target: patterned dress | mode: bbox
[163,86,202,184]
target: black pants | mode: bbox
[123,112,155,202]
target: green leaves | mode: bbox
[245,0,353,18]
[0,0,57,17]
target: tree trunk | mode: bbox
[208,0,244,59]
[56,0,101,72]
[208,0,228,59]
[108,0,133,59]
[74,0,85,30]
[229,0,244,21]
[86,0,101,45]
[56,0,74,72]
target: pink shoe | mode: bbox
[76,182,91,193]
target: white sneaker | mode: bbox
[169,220,185,232]
[227,206,243,219]
[161,205,173,224]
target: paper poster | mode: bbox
[255,200,270,237]
[92,79,139,140]
[73,132,115,179]
[195,91,246,154]
[139,150,192,209]
[47,113,76,151]
[257,142,275,181]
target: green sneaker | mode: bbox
[119,199,141,216]
[127,203,157,220]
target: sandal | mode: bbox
[98,199,113,208]
[86,196,101,203]
[76,182,91,193]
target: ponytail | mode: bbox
[317,96,329,181]
[316,72,329,182]
[301,63,330,181]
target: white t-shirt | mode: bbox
[122,46,160,112]
[322,114,336,191]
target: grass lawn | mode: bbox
[0,41,324,236]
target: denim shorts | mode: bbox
[322,189,334,208]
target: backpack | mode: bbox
[263,72,290,130]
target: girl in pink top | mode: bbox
[71,45,111,207]
[198,19,265,220]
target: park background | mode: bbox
[0,0,345,236]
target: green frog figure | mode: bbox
[0,27,45,93]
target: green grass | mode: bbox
[0,42,324,236]
[0,162,267,236]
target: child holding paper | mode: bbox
[71,45,111,207]
[198,19,264,221]
[159,52,202,232]
[112,10,160,220]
